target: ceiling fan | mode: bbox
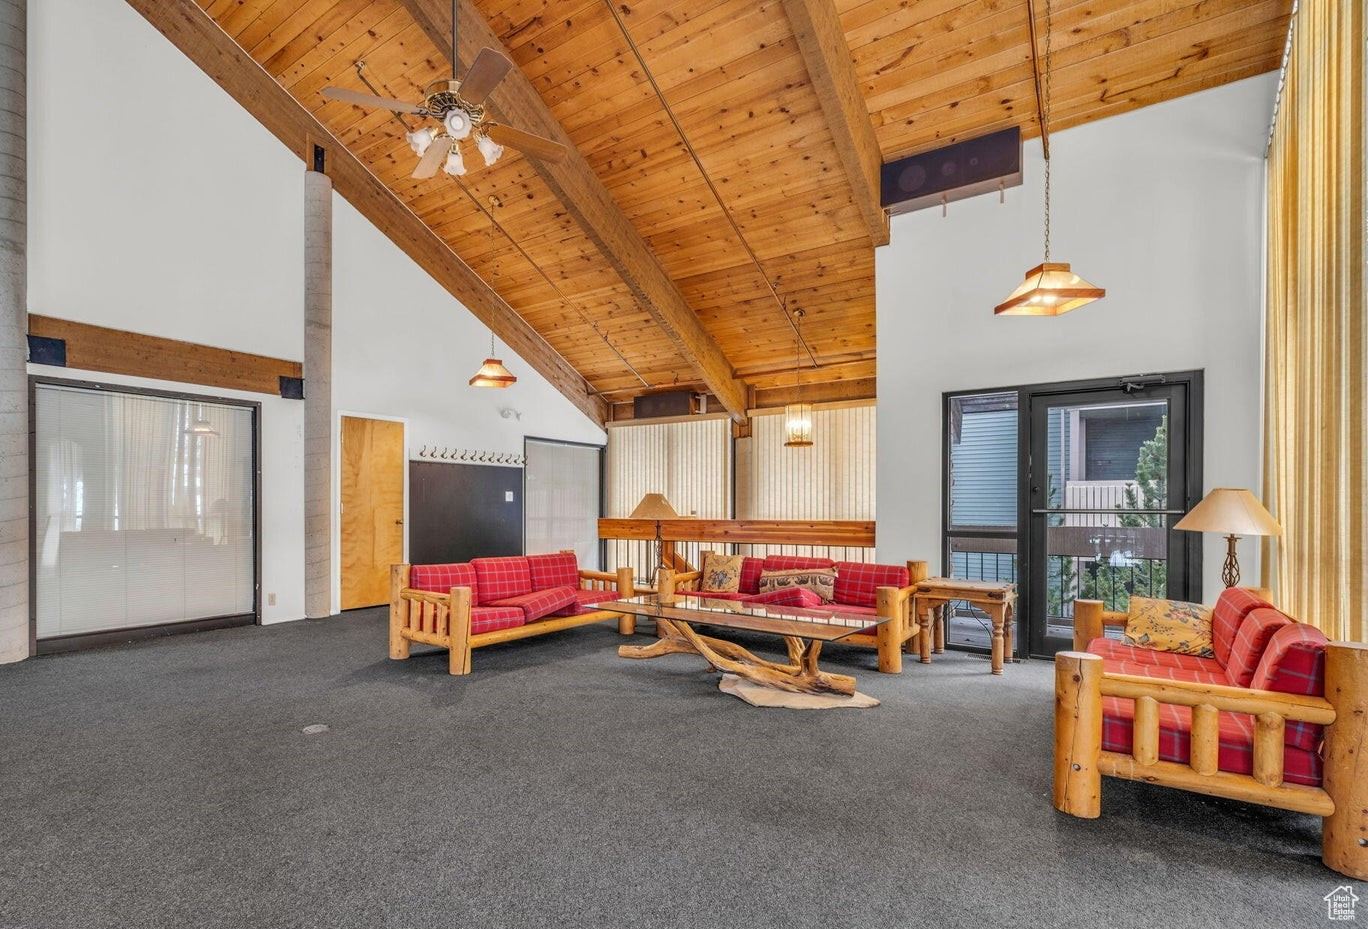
[321,1,566,178]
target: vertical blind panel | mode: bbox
[35,385,256,638]
[605,416,732,574]
[524,439,602,569]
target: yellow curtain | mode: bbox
[1263,0,1367,642]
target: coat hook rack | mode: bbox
[413,445,525,466]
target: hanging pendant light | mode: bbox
[995,0,1104,316]
[470,201,517,388]
[183,405,219,437]
[783,305,813,448]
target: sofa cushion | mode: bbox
[553,588,622,617]
[409,563,478,601]
[526,552,579,590]
[762,554,835,572]
[469,606,526,636]
[743,587,824,608]
[1086,637,1228,679]
[833,561,910,609]
[759,568,836,602]
[738,557,765,595]
[1225,607,1293,688]
[1123,596,1215,658]
[489,586,577,622]
[1099,656,1231,687]
[1249,622,1328,752]
[700,552,745,593]
[1211,587,1273,666]
[1101,695,1322,787]
[472,557,532,604]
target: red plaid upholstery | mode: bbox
[1225,607,1292,687]
[468,606,525,635]
[743,587,824,608]
[1211,587,1272,666]
[738,557,765,594]
[471,557,532,604]
[1250,623,1328,752]
[527,552,579,591]
[1101,692,1322,787]
[1086,637,1228,678]
[408,563,478,600]
[489,586,577,622]
[762,555,835,572]
[832,561,911,608]
[1100,657,1229,687]
[554,588,621,616]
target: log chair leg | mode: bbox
[615,567,636,635]
[1054,651,1103,818]
[1323,642,1368,879]
[389,565,411,659]
[875,587,902,674]
[447,587,473,676]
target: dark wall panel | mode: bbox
[409,462,523,565]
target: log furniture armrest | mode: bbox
[1096,666,1335,723]
[1072,599,1128,651]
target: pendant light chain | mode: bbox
[1042,0,1053,262]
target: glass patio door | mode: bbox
[1025,381,1198,656]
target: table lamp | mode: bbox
[1173,488,1282,587]
[629,493,679,583]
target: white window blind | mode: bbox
[524,439,602,569]
[605,415,732,575]
[34,384,256,638]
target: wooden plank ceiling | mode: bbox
[186,0,1289,419]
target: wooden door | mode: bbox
[340,416,405,610]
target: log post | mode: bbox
[447,586,473,676]
[1054,651,1103,818]
[1073,600,1103,652]
[1133,695,1159,766]
[908,560,928,584]
[615,566,636,635]
[875,586,902,674]
[1322,642,1368,879]
[1252,712,1285,787]
[659,568,678,603]
[389,564,411,659]
[1190,704,1219,775]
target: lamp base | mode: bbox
[1221,534,1241,588]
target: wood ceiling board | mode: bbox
[401,0,751,422]
[131,0,606,426]
[259,0,380,78]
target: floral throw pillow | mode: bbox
[700,553,745,593]
[758,568,837,603]
[1124,596,1216,657]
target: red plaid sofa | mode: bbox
[1054,589,1368,880]
[665,553,928,673]
[389,552,635,675]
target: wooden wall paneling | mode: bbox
[124,0,608,426]
[27,315,302,395]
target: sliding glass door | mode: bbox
[523,437,603,569]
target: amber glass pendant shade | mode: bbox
[468,358,517,388]
[994,262,1106,316]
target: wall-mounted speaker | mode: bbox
[881,127,1023,216]
[632,391,700,419]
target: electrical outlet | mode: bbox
[505,491,514,502]
[268,593,277,606]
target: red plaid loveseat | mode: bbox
[1054,588,1368,880]
[663,553,929,673]
[389,552,635,675]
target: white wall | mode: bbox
[876,75,1277,599]
[25,0,604,629]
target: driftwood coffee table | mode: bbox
[599,594,892,697]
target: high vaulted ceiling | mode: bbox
[149,0,1290,425]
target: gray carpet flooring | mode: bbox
[0,611,1351,929]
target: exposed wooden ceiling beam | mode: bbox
[122,0,607,427]
[781,0,890,247]
[399,0,751,424]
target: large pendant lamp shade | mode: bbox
[469,331,517,388]
[995,0,1103,317]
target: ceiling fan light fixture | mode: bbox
[475,132,504,167]
[443,108,473,140]
[406,127,435,156]
[443,144,466,177]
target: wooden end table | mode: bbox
[912,578,1018,674]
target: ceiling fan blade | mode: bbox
[322,86,424,115]
[412,138,450,179]
[459,47,513,105]
[485,124,568,164]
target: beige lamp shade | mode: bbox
[1174,488,1283,536]
[994,262,1106,316]
[468,358,517,388]
[629,493,680,520]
